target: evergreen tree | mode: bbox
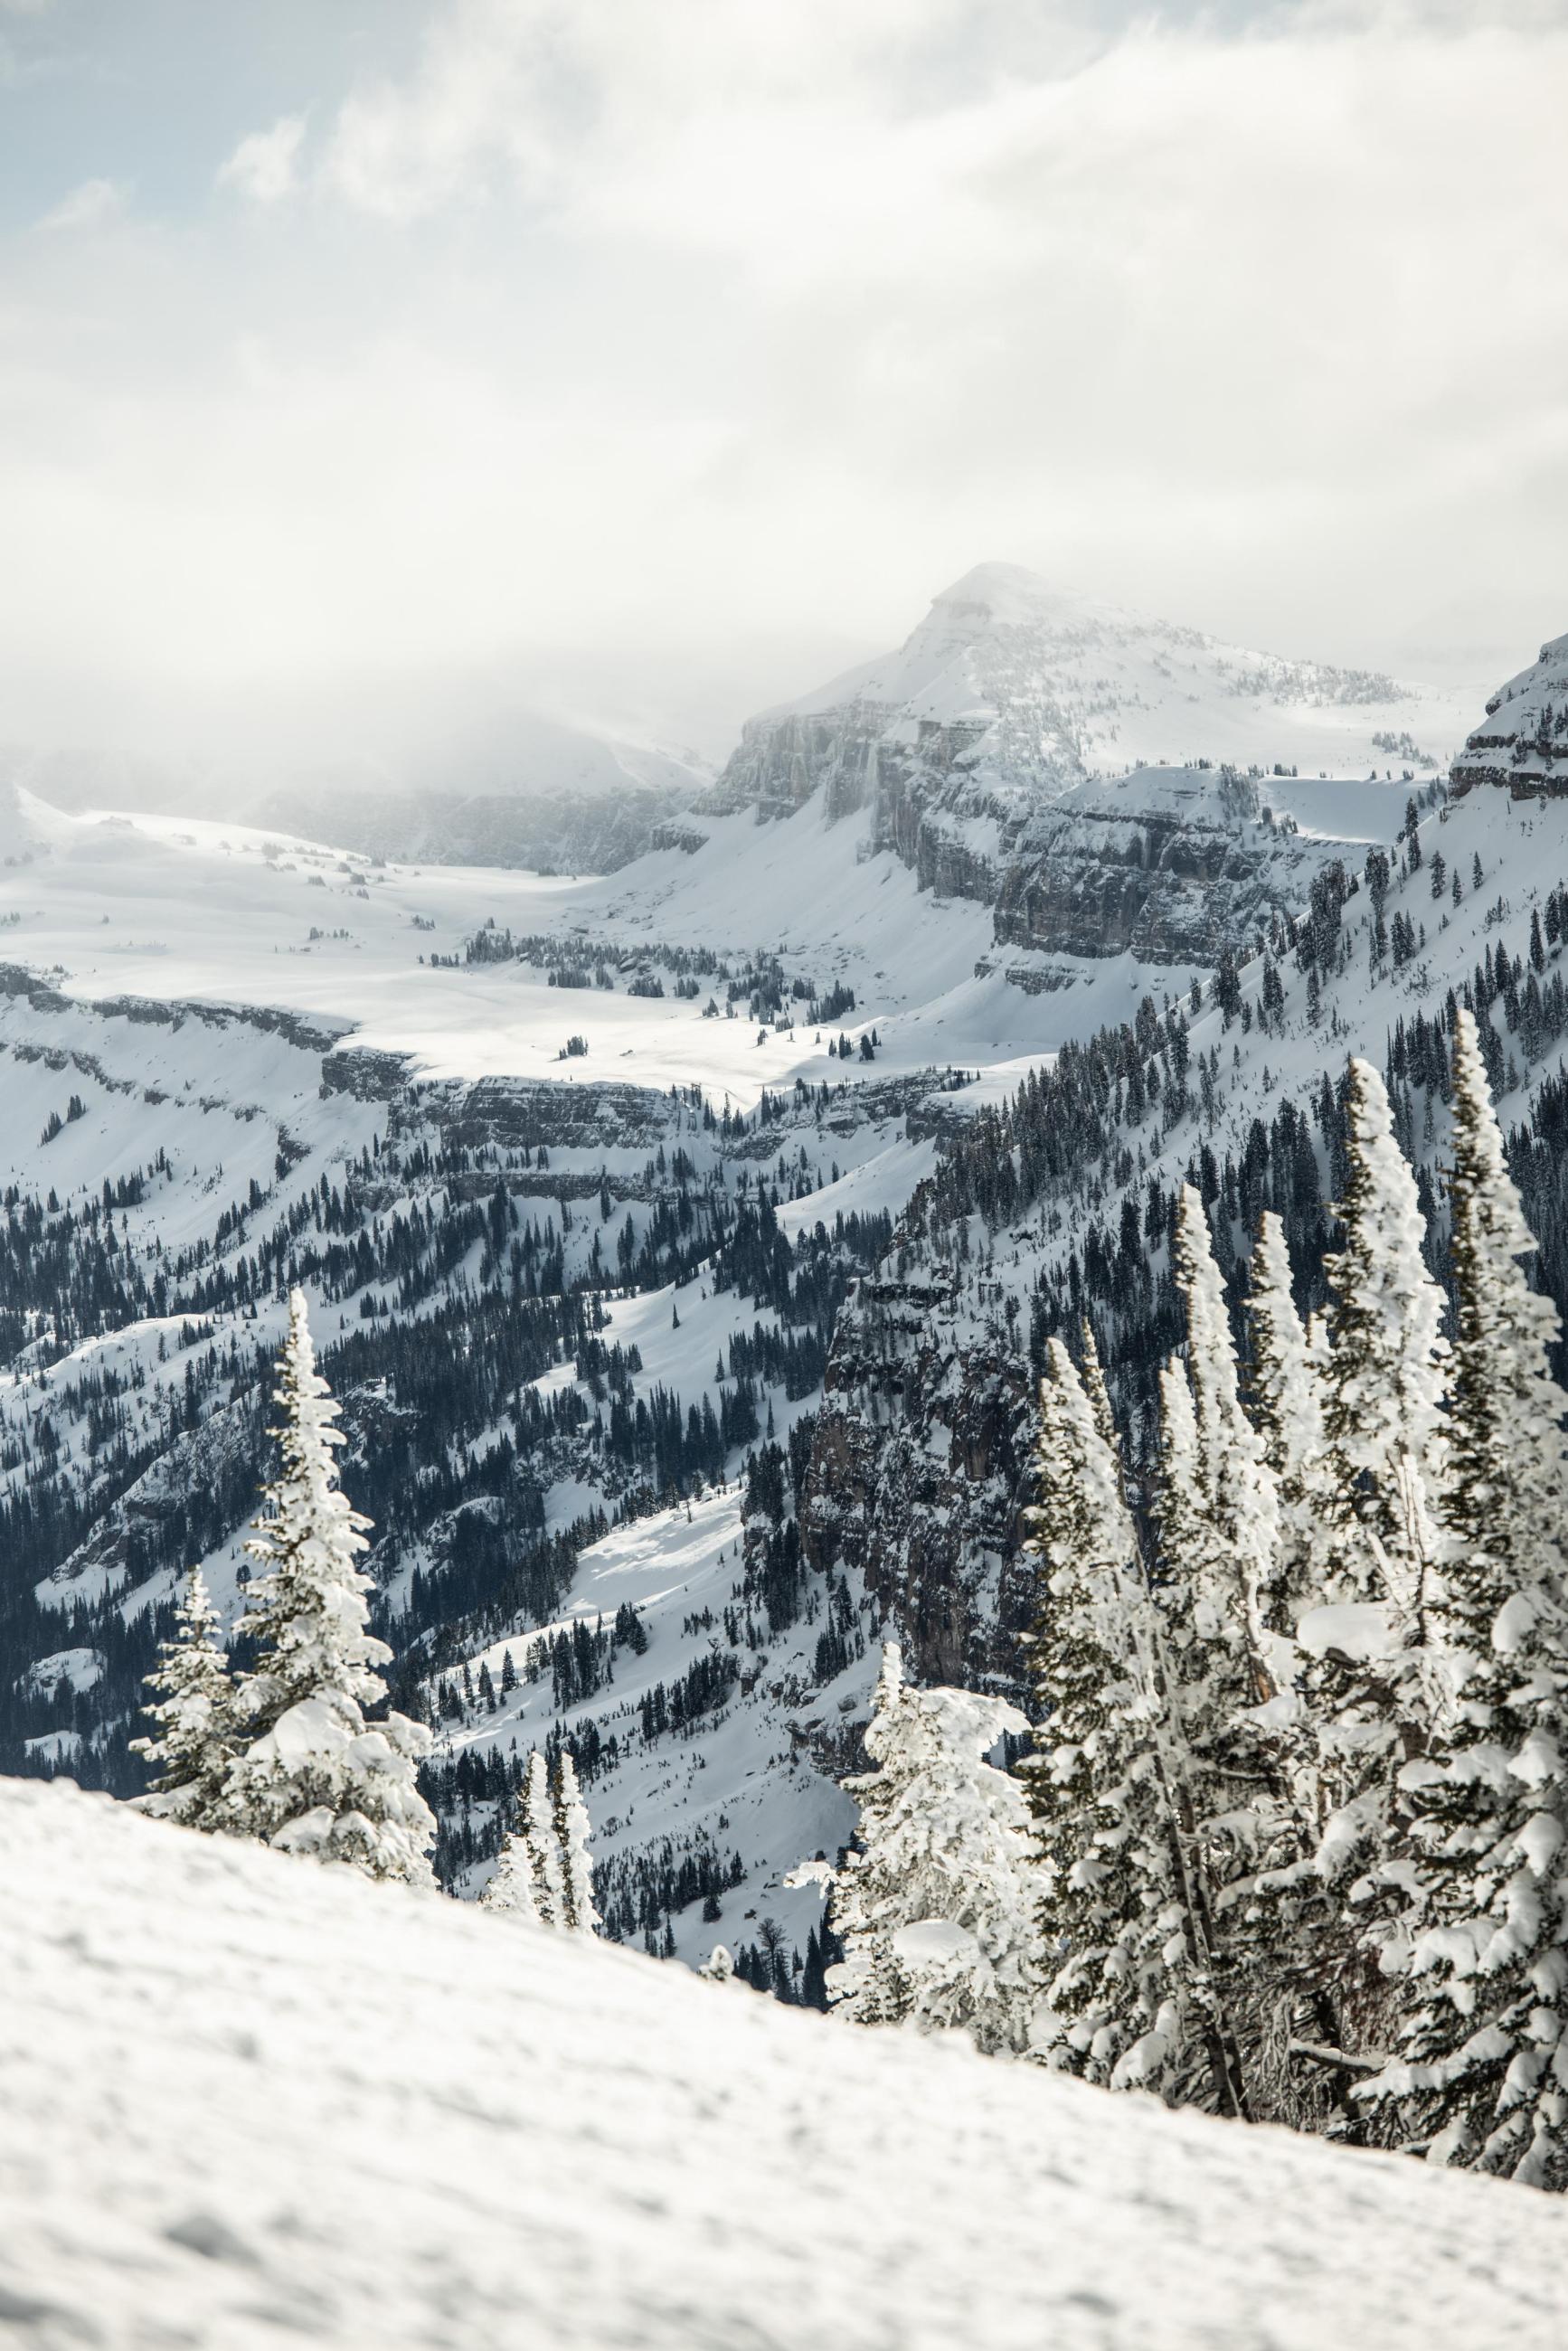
[1320,1059,1448,1630]
[482,1755,546,1924]
[1247,1212,1329,1629]
[553,1751,600,1935]
[219,1290,436,1885]
[1148,1356,1253,2117]
[831,1642,1036,2054]
[129,1566,235,1827]
[1361,1009,1568,2184]
[1295,1061,1450,2072]
[1024,1339,1194,2092]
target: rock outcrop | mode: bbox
[1450,633,1568,798]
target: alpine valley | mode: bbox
[7,560,1563,1997]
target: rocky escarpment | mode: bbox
[800,1271,1034,1692]
[992,767,1330,966]
[1450,632,1568,798]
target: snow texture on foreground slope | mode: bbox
[2,1781,1565,2351]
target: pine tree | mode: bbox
[1170,1185,1280,1702]
[1148,1356,1253,2116]
[831,1642,1036,2054]
[1321,1059,1448,1631]
[219,1290,436,1885]
[482,1756,547,1924]
[1247,1211,1329,1629]
[1360,1008,1568,2183]
[553,1751,600,1935]
[1296,1060,1450,2071]
[1024,1338,1194,2092]
[130,1566,235,1827]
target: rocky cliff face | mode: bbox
[1450,633,1568,798]
[801,1271,1034,1692]
[992,766,1332,966]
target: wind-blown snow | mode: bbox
[3,1775,1564,2351]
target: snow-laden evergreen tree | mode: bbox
[1024,1336,1200,2097]
[830,1641,1036,2054]
[1148,1355,1252,2117]
[482,1753,545,1924]
[1360,1007,1568,2184]
[552,1751,600,1935]
[1247,1211,1329,1630]
[1172,1185,1280,1696]
[1320,1059,1448,1632]
[130,1566,235,1828]
[1296,1059,1450,2068]
[219,1290,436,1885]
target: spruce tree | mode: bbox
[1320,1059,1448,1631]
[130,1566,235,1828]
[553,1751,600,1935]
[482,1755,546,1924]
[831,1642,1036,2054]
[1247,1211,1329,1629]
[1299,1059,1450,2072]
[1173,1185,1280,1697]
[1025,1338,1193,2094]
[219,1290,436,1885]
[1148,1356,1253,2117]
[1360,1008,1568,2184]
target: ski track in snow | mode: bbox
[2,1775,1565,2351]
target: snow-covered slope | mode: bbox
[3,1774,1564,2351]
[1451,631,1568,798]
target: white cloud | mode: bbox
[35,176,129,231]
[218,114,307,205]
[0,1,1564,760]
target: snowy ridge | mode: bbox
[3,1773,1565,2351]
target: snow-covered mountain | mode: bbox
[5,1774,1564,2351]
[693,562,1473,959]
[0,607,1554,1997]
[715,562,1468,802]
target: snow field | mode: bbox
[3,1774,1565,2351]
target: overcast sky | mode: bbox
[1,0,1564,770]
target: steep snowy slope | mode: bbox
[3,1775,1564,2351]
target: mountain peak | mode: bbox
[926,562,1082,627]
